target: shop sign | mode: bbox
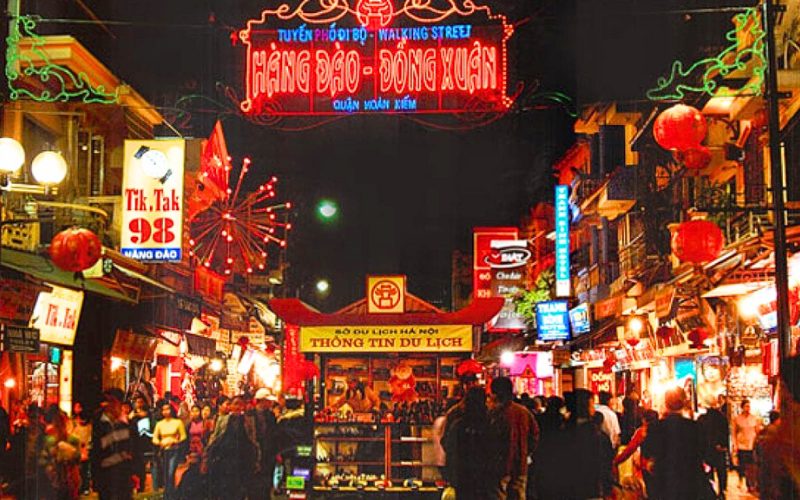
[1,325,40,353]
[194,267,226,302]
[29,285,84,347]
[0,278,43,323]
[175,296,202,316]
[536,300,570,342]
[555,185,570,297]
[489,240,529,331]
[569,303,590,336]
[655,285,676,319]
[299,324,472,352]
[594,295,622,320]
[121,139,185,263]
[239,1,515,117]
[283,324,304,392]
[473,227,518,299]
[367,275,406,314]
[588,368,614,394]
[552,347,571,367]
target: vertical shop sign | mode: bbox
[29,285,84,346]
[536,300,570,341]
[473,227,518,299]
[121,139,185,263]
[588,367,614,394]
[283,324,303,393]
[488,240,530,331]
[555,185,570,297]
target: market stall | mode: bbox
[269,275,503,494]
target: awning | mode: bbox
[113,263,175,293]
[184,333,216,358]
[0,248,134,303]
[111,329,157,361]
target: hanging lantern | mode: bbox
[678,146,712,170]
[602,353,616,374]
[49,227,102,272]
[656,325,675,341]
[653,104,707,151]
[671,220,724,264]
[456,358,483,377]
[687,327,710,349]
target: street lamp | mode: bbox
[31,151,68,191]
[316,279,330,294]
[316,199,339,222]
[0,137,25,185]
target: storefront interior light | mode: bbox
[3,378,16,389]
[110,357,124,371]
[209,359,224,372]
[738,286,775,318]
[31,150,68,188]
[627,316,645,335]
[500,350,515,366]
[0,137,25,181]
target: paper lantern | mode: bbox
[49,227,102,272]
[602,353,616,374]
[656,325,675,341]
[671,220,724,264]
[456,358,483,377]
[678,146,712,170]
[653,104,707,151]
[687,327,710,349]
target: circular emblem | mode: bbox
[370,280,401,310]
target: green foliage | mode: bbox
[513,269,554,325]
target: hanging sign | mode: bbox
[239,0,515,117]
[0,278,44,323]
[488,240,530,331]
[473,227,518,299]
[299,324,472,352]
[655,285,676,318]
[569,303,590,336]
[555,185,570,297]
[121,139,185,263]
[29,285,84,346]
[536,300,570,341]
[1,325,40,353]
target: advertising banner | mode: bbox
[588,367,614,393]
[536,300,570,341]
[472,227,518,299]
[299,324,472,352]
[488,240,530,331]
[367,275,406,314]
[29,285,84,346]
[569,303,590,336]
[555,185,571,297]
[1,325,40,353]
[121,139,185,263]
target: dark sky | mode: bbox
[22,0,725,309]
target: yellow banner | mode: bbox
[299,325,473,353]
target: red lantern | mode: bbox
[602,353,616,374]
[656,325,675,341]
[687,327,709,349]
[456,358,483,377]
[678,146,712,170]
[653,104,707,151]
[671,220,724,264]
[49,227,102,272]
[302,360,320,380]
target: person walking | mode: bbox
[251,389,278,499]
[698,400,730,498]
[596,390,621,449]
[152,402,187,499]
[732,399,762,494]
[441,386,491,500]
[205,396,260,500]
[613,409,658,498]
[40,409,81,500]
[643,386,712,500]
[128,394,152,493]
[91,389,134,500]
[68,402,92,496]
[488,376,539,500]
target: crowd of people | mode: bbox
[437,374,798,500]
[0,387,310,500]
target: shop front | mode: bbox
[269,276,503,494]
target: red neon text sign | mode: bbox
[239,0,515,116]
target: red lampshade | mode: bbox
[49,227,102,272]
[456,358,483,377]
[687,327,710,349]
[678,146,712,170]
[671,220,724,264]
[653,104,707,151]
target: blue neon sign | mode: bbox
[555,185,570,297]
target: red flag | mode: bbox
[187,121,230,220]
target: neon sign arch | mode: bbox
[239,0,515,117]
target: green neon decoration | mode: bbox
[646,7,765,102]
[5,15,119,104]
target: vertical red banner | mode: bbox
[282,324,304,394]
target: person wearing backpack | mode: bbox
[442,386,492,500]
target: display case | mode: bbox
[312,422,445,495]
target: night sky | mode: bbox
[21,0,718,309]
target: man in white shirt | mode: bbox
[733,399,762,493]
[595,391,621,448]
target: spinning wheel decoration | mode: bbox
[188,127,291,277]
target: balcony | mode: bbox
[619,233,647,279]
[598,167,636,219]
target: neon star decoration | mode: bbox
[239,0,516,117]
[646,7,765,102]
[5,15,119,104]
[189,158,291,278]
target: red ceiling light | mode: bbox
[687,327,710,349]
[671,220,724,264]
[653,104,707,151]
[49,227,102,272]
